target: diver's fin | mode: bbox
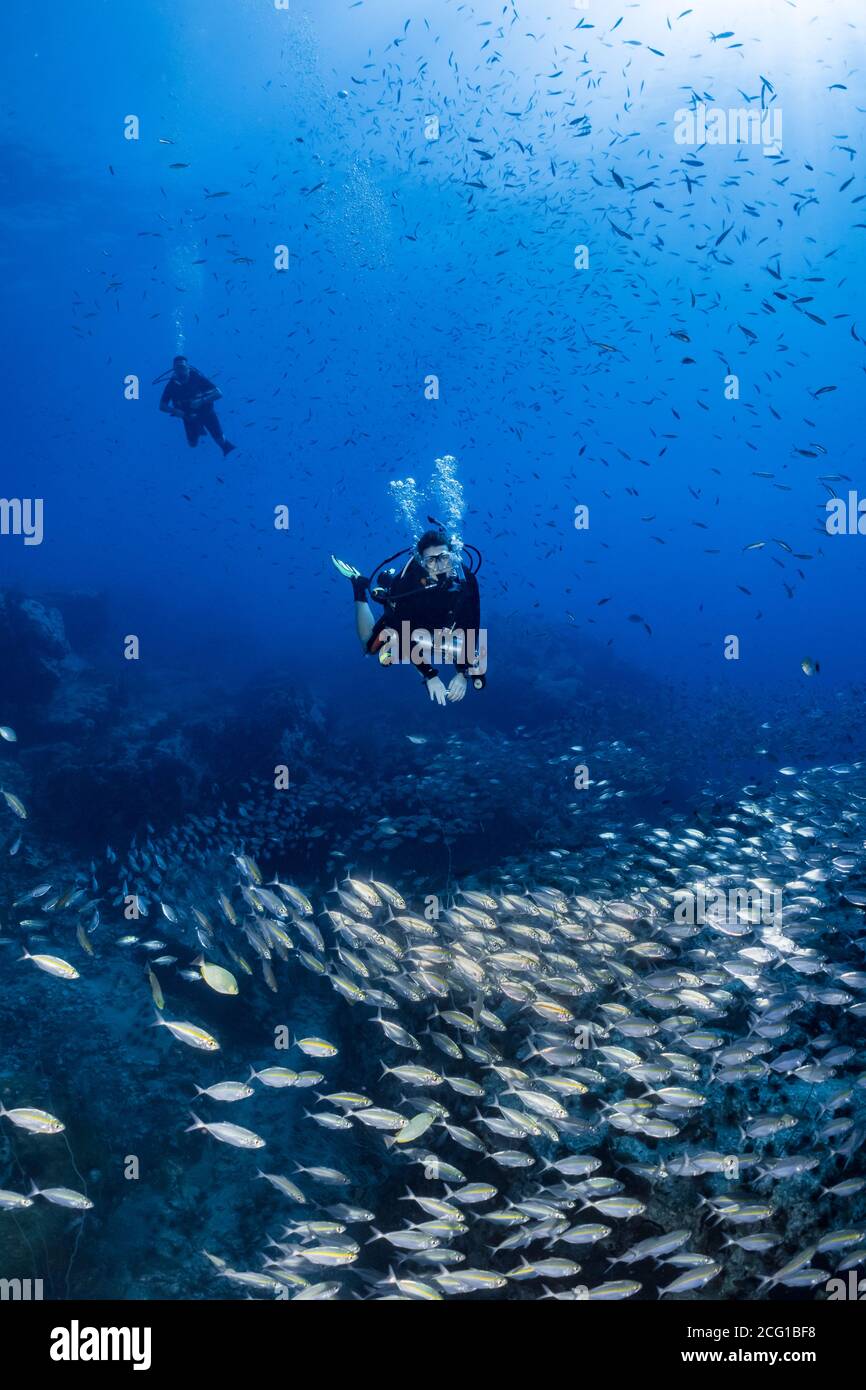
[330,554,361,579]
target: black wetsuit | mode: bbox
[160,369,226,448]
[367,559,482,681]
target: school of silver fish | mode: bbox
[4,736,866,1300]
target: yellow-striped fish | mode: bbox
[146,964,164,1010]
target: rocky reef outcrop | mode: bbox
[0,589,84,712]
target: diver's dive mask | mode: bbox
[419,546,454,579]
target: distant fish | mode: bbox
[19,948,80,980]
[1,790,27,819]
[152,1013,219,1051]
[0,1105,64,1134]
[29,1182,93,1210]
[608,220,633,240]
[186,1113,264,1148]
[295,1036,338,1059]
[146,964,165,1010]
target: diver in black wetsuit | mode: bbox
[159,356,235,456]
[332,528,486,706]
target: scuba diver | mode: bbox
[332,526,486,706]
[157,356,236,456]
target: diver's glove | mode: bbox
[425,675,448,706]
[446,672,468,702]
